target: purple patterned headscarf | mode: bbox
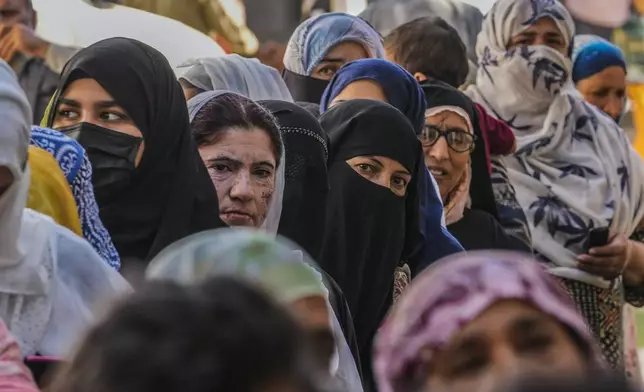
[374,251,604,392]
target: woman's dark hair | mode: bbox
[191,93,283,164]
[384,16,469,88]
[48,277,319,392]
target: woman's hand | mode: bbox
[577,234,631,280]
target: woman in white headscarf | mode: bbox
[466,0,644,371]
[146,228,363,392]
[0,60,130,357]
[187,90,285,235]
[177,55,294,102]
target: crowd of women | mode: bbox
[0,0,643,391]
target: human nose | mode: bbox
[604,96,624,121]
[428,136,451,162]
[229,171,254,201]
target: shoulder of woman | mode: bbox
[53,226,131,294]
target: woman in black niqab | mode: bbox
[319,99,422,390]
[259,100,329,261]
[44,37,225,265]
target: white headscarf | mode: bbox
[466,0,644,288]
[0,60,50,296]
[187,91,285,235]
[177,55,294,102]
[0,60,131,356]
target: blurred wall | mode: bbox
[244,0,301,43]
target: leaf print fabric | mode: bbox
[466,0,644,288]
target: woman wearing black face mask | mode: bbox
[43,37,226,269]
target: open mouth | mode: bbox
[429,167,448,178]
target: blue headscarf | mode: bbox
[572,35,626,84]
[284,12,385,76]
[30,126,121,269]
[320,59,426,134]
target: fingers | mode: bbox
[587,235,627,256]
[577,262,620,280]
[0,37,16,62]
[0,25,12,40]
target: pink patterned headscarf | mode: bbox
[374,251,604,392]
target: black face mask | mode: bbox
[57,122,143,206]
[283,69,330,104]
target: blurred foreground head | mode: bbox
[499,374,634,392]
[48,277,321,392]
[375,251,604,392]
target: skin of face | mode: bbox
[0,166,13,197]
[0,0,34,27]
[507,17,567,55]
[346,155,412,197]
[53,78,145,166]
[425,300,587,392]
[329,80,388,108]
[576,66,626,121]
[311,41,369,80]
[424,111,471,203]
[290,296,335,372]
[198,128,277,228]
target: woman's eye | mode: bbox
[99,111,126,122]
[392,176,408,189]
[518,334,552,354]
[357,163,375,174]
[210,164,230,173]
[592,89,609,98]
[318,66,337,77]
[254,169,272,179]
[57,109,79,120]
[450,355,488,377]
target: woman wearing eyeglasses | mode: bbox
[421,80,530,252]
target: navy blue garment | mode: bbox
[319,58,426,134]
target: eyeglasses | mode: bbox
[420,125,476,153]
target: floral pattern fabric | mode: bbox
[466,0,644,287]
[29,127,120,269]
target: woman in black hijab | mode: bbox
[259,99,362,373]
[319,99,422,390]
[259,100,329,261]
[43,37,225,267]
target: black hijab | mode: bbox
[319,99,422,386]
[260,100,329,261]
[282,69,330,104]
[421,79,499,220]
[45,37,225,264]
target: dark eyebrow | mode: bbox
[57,98,80,108]
[206,156,242,167]
[509,314,546,335]
[320,57,346,64]
[366,157,384,168]
[516,30,537,38]
[94,100,122,110]
[395,169,412,177]
[544,31,564,40]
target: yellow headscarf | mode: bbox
[27,146,82,236]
